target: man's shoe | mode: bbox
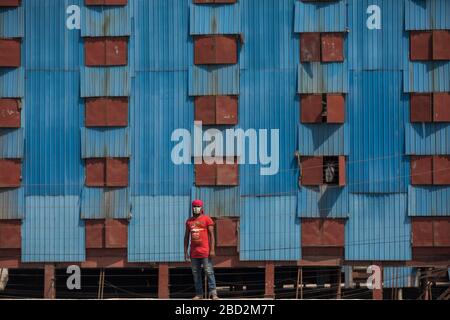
[192,295,203,300]
[210,294,220,300]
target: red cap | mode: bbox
[192,199,203,207]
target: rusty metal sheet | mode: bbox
[85,158,106,187]
[105,37,128,66]
[300,32,321,62]
[216,163,238,186]
[300,94,323,123]
[194,0,236,3]
[106,157,128,187]
[410,31,432,61]
[194,36,237,65]
[410,156,433,185]
[321,33,344,62]
[433,155,450,185]
[215,36,237,64]
[85,97,128,127]
[301,156,323,186]
[326,94,345,123]
[215,218,238,247]
[301,218,322,246]
[84,37,106,66]
[338,155,346,187]
[0,38,21,67]
[0,0,20,7]
[216,96,238,125]
[85,0,127,5]
[433,93,450,122]
[195,162,217,186]
[322,219,345,246]
[410,93,432,122]
[194,36,216,65]
[432,30,450,61]
[0,220,21,249]
[0,98,20,128]
[85,219,105,249]
[434,218,450,247]
[412,218,433,247]
[105,219,128,248]
[0,159,20,187]
[194,96,216,124]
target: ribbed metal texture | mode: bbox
[128,196,189,262]
[81,5,131,37]
[0,128,23,158]
[383,267,419,288]
[298,62,349,94]
[348,71,409,193]
[405,123,450,155]
[0,5,24,38]
[297,186,349,218]
[345,193,411,261]
[408,186,450,217]
[80,127,130,158]
[403,62,450,93]
[297,123,349,156]
[22,196,85,262]
[191,186,240,218]
[80,67,130,97]
[188,65,240,96]
[0,68,24,98]
[81,187,131,219]
[405,0,450,30]
[0,188,24,220]
[294,0,346,33]
[189,3,241,35]
[240,196,300,261]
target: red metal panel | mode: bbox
[0,220,21,249]
[105,219,128,248]
[300,94,323,123]
[194,0,236,3]
[215,36,238,64]
[105,37,128,66]
[321,33,344,62]
[194,96,216,125]
[0,159,21,187]
[410,156,433,185]
[301,219,322,246]
[410,93,432,122]
[85,97,128,127]
[85,98,107,126]
[215,218,238,247]
[216,96,238,125]
[0,39,21,67]
[433,218,450,247]
[432,30,450,60]
[300,33,321,62]
[412,218,433,247]
[85,158,106,187]
[301,156,323,186]
[433,156,450,185]
[216,163,239,186]
[338,156,346,186]
[106,158,128,187]
[84,38,106,66]
[195,162,216,186]
[433,93,450,122]
[194,36,216,65]
[0,0,20,7]
[322,219,345,246]
[0,98,21,128]
[106,97,128,126]
[85,220,105,249]
[326,94,345,123]
[86,0,127,5]
[410,31,432,61]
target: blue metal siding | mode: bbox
[81,5,131,37]
[80,127,130,158]
[345,193,411,261]
[22,196,85,262]
[191,186,240,218]
[0,188,24,220]
[297,186,349,219]
[403,62,450,93]
[80,67,130,97]
[0,5,24,38]
[298,62,349,94]
[383,267,419,288]
[128,196,189,262]
[189,3,241,35]
[0,128,23,158]
[0,68,24,98]
[240,196,300,261]
[405,0,450,30]
[297,123,349,156]
[188,65,240,96]
[294,0,347,33]
[408,185,450,217]
[81,187,131,220]
[348,71,409,193]
[405,123,450,155]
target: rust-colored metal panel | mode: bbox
[194,0,236,3]
[433,93,450,122]
[106,97,128,126]
[0,159,21,187]
[434,218,450,247]
[215,218,238,247]
[105,219,128,249]
[85,97,128,127]
[322,219,345,246]
[321,33,344,62]
[85,38,106,66]
[301,156,323,186]
[194,96,216,125]
[433,156,450,185]
[0,220,21,249]
[410,31,432,61]
[410,156,433,185]
[300,94,323,123]
[105,37,128,66]
[300,33,321,62]
[85,98,107,126]
[338,155,346,186]
[0,0,20,7]
[301,219,322,246]
[217,163,239,186]
[194,36,216,65]
[410,93,432,122]
[432,30,450,61]
[0,39,21,67]
[85,158,106,187]
[216,96,238,125]
[412,218,433,247]
[215,36,238,65]
[85,0,127,5]
[0,98,21,128]
[106,158,128,187]
[85,219,105,249]
[326,94,345,123]
[195,161,217,186]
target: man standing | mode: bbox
[184,199,219,300]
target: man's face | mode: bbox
[192,206,202,216]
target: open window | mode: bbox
[85,37,128,66]
[194,36,238,65]
[195,157,239,186]
[300,32,345,63]
[0,159,21,187]
[301,94,345,124]
[195,96,238,125]
[85,97,128,127]
[85,158,129,187]
[300,156,346,186]
[85,219,128,249]
[0,98,21,128]
[410,30,450,61]
[0,39,21,67]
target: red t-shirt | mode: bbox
[186,214,214,258]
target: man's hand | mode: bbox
[209,250,216,258]
[185,252,191,262]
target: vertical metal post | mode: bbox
[264,261,275,299]
[337,267,342,299]
[158,263,169,299]
[44,264,56,299]
[295,267,300,299]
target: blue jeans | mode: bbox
[191,257,217,296]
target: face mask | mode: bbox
[193,207,202,215]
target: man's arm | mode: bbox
[208,225,215,257]
[184,225,190,261]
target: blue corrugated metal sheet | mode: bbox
[0,5,24,38]
[294,0,346,33]
[128,196,189,262]
[405,0,450,30]
[80,67,130,97]
[24,71,83,196]
[81,4,131,37]
[191,186,240,217]
[0,128,23,158]
[0,68,24,98]
[297,123,349,156]
[240,196,300,261]
[188,65,240,96]
[383,267,419,288]
[297,186,349,218]
[81,187,130,219]
[298,62,349,94]
[80,127,130,158]
[405,123,450,155]
[189,3,241,35]
[403,62,450,93]
[408,185,450,216]
[345,193,411,261]
[348,0,407,71]
[0,188,24,220]
[348,71,409,193]
[22,196,85,262]
[130,71,193,196]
